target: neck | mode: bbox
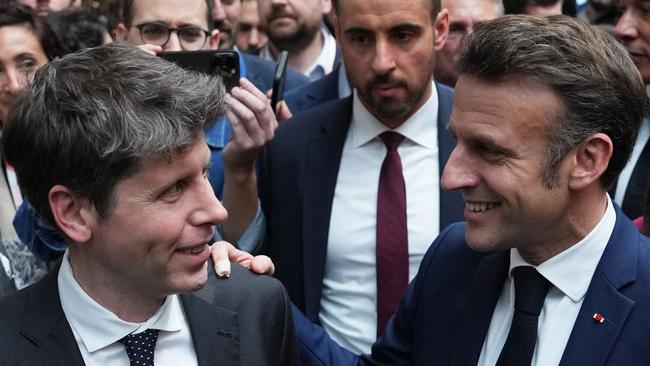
[518,187,608,265]
[271,30,324,75]
[68,249,164,323]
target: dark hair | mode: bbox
[121,0,213,30]
[46,8,108,54]
[502,0,561,14]
[0,3,63,60]
[333,0,441,19]
[3,43,225,226]
[459,15,647,188]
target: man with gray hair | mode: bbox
[237,14,650,365]
[0,43,299,366]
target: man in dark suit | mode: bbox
[282,15,650,365]
[225,0,464,354]
[0,44,299,366]
[612,1,650,220]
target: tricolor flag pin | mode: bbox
[593,313,605,324]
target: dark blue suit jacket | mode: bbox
[284,63,342,114]
[259,83,464,323]
[296,205,650,365]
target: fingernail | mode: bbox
[215,259,231,278]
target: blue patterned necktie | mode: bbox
[119,329,160,366]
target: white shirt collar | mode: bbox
[509,194,615,302]
[305,27,338,79]
[58,250,185,352]
[350,82,439,149]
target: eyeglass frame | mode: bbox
[134,22,211,50]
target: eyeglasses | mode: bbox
[135,22,210,50]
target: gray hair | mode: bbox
[3,43,225,225]
[459,15,647,188]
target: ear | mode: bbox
[433,9,449,52]
[322,0,333,14]
[208,29,222,50]
[568,133,613,190]
[48,185,95,244]
[115,23,130,42]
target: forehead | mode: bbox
[450,75,562,139]
[132,0,209,28]
[0,24,47,62]
[337,0,432,30]
[444,0,497,21]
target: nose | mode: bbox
[249,28,260,48]
[440,144,480,192]
[190,177,229,227]
[614,8,638,41]
[1,68,26,93]
[213,0,225,22]
[163,30,183,51]
[371,38,397,75]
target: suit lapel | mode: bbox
[301,97,353,319]
[451,251,509,366]
[181,293,240,366]
[435,82,464,228]
[19,269,85,365]
[560,208,638,365]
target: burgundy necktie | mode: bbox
[376,131,408,337]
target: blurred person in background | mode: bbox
[258,0,339,81]
[435,0,500,87]
[0,3,62,297]
[235,0,267,55]
[46,7,112,54]
[17,0,80,15]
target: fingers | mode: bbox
[250,255,275,275]
[210,242,232,278]
[137,44,162,56]
[225,88,277,147]
[276,100,293,122]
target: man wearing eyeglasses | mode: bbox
[114,0,309,249]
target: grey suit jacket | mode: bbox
[0,264,300,366]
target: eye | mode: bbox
[179,26,203,41]
[160,180,186,201]
[239,23,252,32]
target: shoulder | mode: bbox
[196,264,290,310]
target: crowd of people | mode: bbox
[0,0,649,365]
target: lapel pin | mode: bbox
[593,313,605,324]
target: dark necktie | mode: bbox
[621,138,650,219]
[119,329,160,366]
[376,131,408,337]
[496,267,550,366]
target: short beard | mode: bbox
[355,68,433,123]
[269,21,320,53]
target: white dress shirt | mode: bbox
[320,85,441,354]
[262,27,338,81]
[58,250,198,366]
[478,195,615,366]
[614,117,650,205]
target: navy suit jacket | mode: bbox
[242,53,309,92]
[259,83,464,323]
[295,205,650,365]
[0,264,300,366]
[284,63,342,114]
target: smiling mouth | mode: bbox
[176,244,208,254]
[465,202,500,212]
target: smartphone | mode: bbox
[271,50,289,113]
[160,49,240,92]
